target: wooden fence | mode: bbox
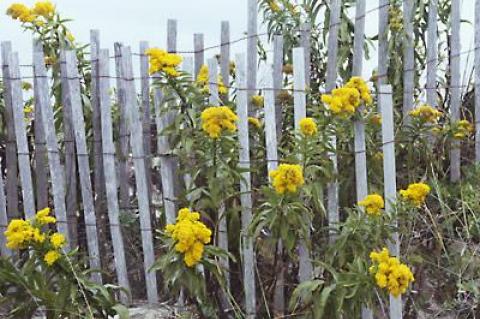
[0,0,479,318]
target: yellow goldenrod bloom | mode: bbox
[145,48,182,77]
[400,182,430,207]
[165,208,212,267]
[370,247,414,297]
[201,106,238,139]
[299,117,317,136]
[409,104,442,123]
[269,164,304,194]
[248,117,261,128]
[358,194,384,216]
[251,95,264,108]
[35,207,56,225]
[50,232,66,249]
[44,250,60,266]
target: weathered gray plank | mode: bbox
[98,49,131,304]
[208,58,230,292]
[140,41,153,203]
[33,48,70,249]
[326,0,341,240]
[64,50,102,283]
[427,0,438,107]
[351,1,372,318]
[114,42,130,210]
[0,162,10,257]
[293,47,312,283]
[247,0,257,115]
[380,85,402,319]
[300,23,311,86]
[32,41,48,211]
[1,42,19,219]
[235,53,256,319]
[194,33,204,78]
[273,35,284,139]
[264,64,283,315]
[450,0,461,182]
[7,52,36,219]
[120,46,158,303]
[60,50,78,249]
[403,0,415,118]
[378,0,389,85]
[90,30,107,237]
[475,0,480,161]
[220,21,230,100]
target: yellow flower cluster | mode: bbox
[251,95,264,107]
[4,219,44,249]
[267,0,281,12]
[358,194,384,216]
[452,120,474,139]
[321,77,372,118]
[32,1,55,18]
[145,48,182,77]
[196,65,228,95]
[369,248,414,297]
[400,182,430,207]
[389,6,403,32]
[269,164,305,194]
[201,106,238,139]
[4,208,66,266]
[345,77,373,105]
[409,104,442,123]
[7,1,55,23]
[165,208,212,267]
[248,117,261,128]
[299,117,317,136]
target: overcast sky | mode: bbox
[0,0,476,87]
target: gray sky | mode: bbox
[0,0,476,92]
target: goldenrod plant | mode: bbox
[0,208,128,319]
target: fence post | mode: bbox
[98,48,131,304]
[208,57,231,298]
[293,47,313,283]
[0,162,8,256]
[247,0,257,115]
[155,20,179,227]
[7,52,36,219]
[60,50,79,249]
[194,33,204,78]
[120,46,159,303]
[264,64,284,316]
[326,0,341,241]
[403,0,415,119]
[90,30,107,229]
[220,21,230,99]
[273,35,284,140]
[140,41,153,205]
[114,42,131,211]
[351,1,373,318]
[380,85,402,319]
[475,0,480,162]
[300,23,311,86]
[64,50,102,283]
[235,53,256,319]
[427,0,438,108]
[33,47,70,249]
[33,42,48,210]
[378,0,389,86]
[450,0,461,182]
[1,42,19,219]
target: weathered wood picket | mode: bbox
[0,2,477,319]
